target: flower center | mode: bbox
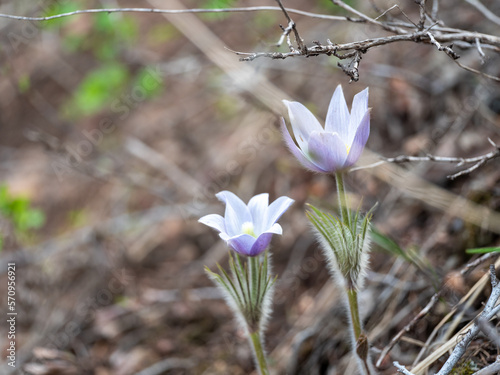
[242,221,257,237]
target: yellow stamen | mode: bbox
[242,222,257,237]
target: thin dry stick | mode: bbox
[2,3,499,81]
[331,0,405,33]
[464,0,500,26]
[455,60,500,82]
[0,6,349,22]
[395,265,500,375]
[376,293,441,367]
[274,0,305,53]
[406,258,500,375]
[434,266,500,375]
[2,5,498,53]
[417,0,427,30]
[352,140,500,180]
[376,252,499,367]
[426,31,460,59]
[473,356,500,375]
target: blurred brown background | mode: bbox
[1,0,500,374]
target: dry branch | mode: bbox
[394,265,500,375]
[353,139,500,180]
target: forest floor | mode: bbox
[1,0,500,374]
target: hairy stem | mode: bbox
[346,287,362,340]
[335,172,350,226]
[249,330,270,375]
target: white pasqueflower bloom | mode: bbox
[281,85,370,173]
[199,191,294,257]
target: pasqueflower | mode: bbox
[199,191,294,257]
[281,85,370,173]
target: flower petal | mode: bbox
[248,232,274,256]
[219,232,230,241]
[283,100,323,154]
[345,110,370,167]
[199,214,226,233]
[248,193,269,235]
[348,87,369,146]
[325,85,350,140]
[227,233,257,256]
[266,196,294,229]
[265,223,283,235]
[280,118,325,173]
[308,131,348,172]
[216,191,251,237]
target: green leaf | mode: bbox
[133,67,164,99]
[18,75,30,93]
[64,63,129,119]
[147,24,179,46]
[466,247,500,254]
[371,228,438,286]
[370,228,408,260]
[0,185,45,238]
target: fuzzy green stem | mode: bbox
[335,172,350,226]
[249,330,270,375]
[346,287,362,340]
[249,255,260,324]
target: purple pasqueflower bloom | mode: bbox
[281,85,370,173]
[199,191,294,257]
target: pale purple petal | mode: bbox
[325,85,350,141]
[248,232,274,256]
[308,131,348,172]
[280,118,325,173]
[266,196,294,229]
[200,190,293,257]
[347,87,369,146]
[248,193,269,235]
[345,110,370,167]
[283,100,323,154]
[227,233,257,256]
[265,223,283,235]
[198,214,226,233]
[216,191,251,237]
[219,232,230,241]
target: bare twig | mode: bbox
[2,4,499,81]
[431,0,439,20]
[394,265,500,375]
[433,265,500,375]
[376,293,441,368]
[375,4,417,28]
[0,6,350,22]
[427,31,460,59]
[462,253,500,275]
[331,0,406,34]
[473,356,500,375]
[477,317,500,348]
[394,361,416,375]
[463,0,500,26]
[476,38,486,63]
[376,252,500,368]
[276,21,295,48]
[417,0,427,30]
[338,50,362,82]
[352,140,500,179]
[274,0,306,53]
[454,60,500,82]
